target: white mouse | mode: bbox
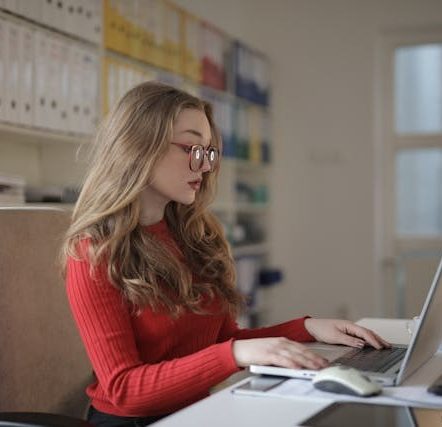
[312,366,382,397]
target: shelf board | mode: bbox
[0,203,74,211]
[210,201,236,213]
[211,202,269,215]
[236,202,269,214]
[211,201,269,215]
[232,243,269,257]
[236,159,271,172]
[0,122,91,145]
[26,202,75,211]
[0,7,100,48]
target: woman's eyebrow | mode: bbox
[179,129,211,145]
[180,129,203,138]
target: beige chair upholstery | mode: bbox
[0,207,92,418]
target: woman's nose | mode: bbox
[201,152,212,172]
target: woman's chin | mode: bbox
[174,194,196,205]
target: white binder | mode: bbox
[82,0,101,44]
[18,0,43,23]
[18,25,34,126]
[0,19,7,123]
[58,37,71,132]
[5,20,20,124]
[64,0,78,36]
[126,64,137,93]
[52,0,66,32]
[41,0,56,29]
[46,35,64,131]
[1,0,19,14]
[89,50,100,134]
[33,30,50,130]
[67,43,83,133]
[117,61,128,102]
[80,46,99,135]
[106,59,119,113]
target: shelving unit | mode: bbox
[0,122,90,146]
[0,1,274,326]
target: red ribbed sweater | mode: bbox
[66,219,315,417]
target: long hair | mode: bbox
[62,81,243,317]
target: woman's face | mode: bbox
[145,108,213,210]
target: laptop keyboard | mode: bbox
[333,346,407,373]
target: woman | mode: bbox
[63,82,389,426]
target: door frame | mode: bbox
[374,27,442,317]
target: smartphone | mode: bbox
[232,376,287,396]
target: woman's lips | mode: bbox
[188,180,201,190]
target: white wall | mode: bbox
[175,0,442,323]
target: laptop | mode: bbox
[251,256,442,386]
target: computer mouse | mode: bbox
[312,366,382,397]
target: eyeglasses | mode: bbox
[171,142,220,172]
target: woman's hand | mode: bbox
[304,318,391,349]
[232,337,329,369]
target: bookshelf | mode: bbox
[0,0,274,326]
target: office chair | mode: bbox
[0,412,93,427]
[0,207,92,422]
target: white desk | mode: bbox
[152,318,441,427]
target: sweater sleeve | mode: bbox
[217,314,316,343]
[66,255,239,416]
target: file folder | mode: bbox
[83,0,102,44]
[18,0,43,23]
[34,30,50,130]
[0,19,7,123]
[5,20,20,124]
[129,0,142,61]
[64,0,77,36]
[138,0,154,63]
[18,25,34,126]
[248,106,262,164]
[163,0,182,74]
[104,0,124,53]
[80,47,99,135]
[102,56,113,115]
[46,35,63,130]
[53,0,66,33]
[181,11,201,82]
[68,44,84,132]
[118,0,132,56]
[235,104,249,160]
[201,22,227,91]
[58,38,71,132]
[41,0,57,30]
[149,0,166,68]
[1,0,20,14]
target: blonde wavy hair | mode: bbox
[62,81,243,317]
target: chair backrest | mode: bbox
[0,208,91,418]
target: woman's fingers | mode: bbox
[232,337,329,369]
[304,318,392,349]
[270,339,329,369]
[372,331,392,348]
[344,324,391,349]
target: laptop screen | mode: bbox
[396,256,442,385]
